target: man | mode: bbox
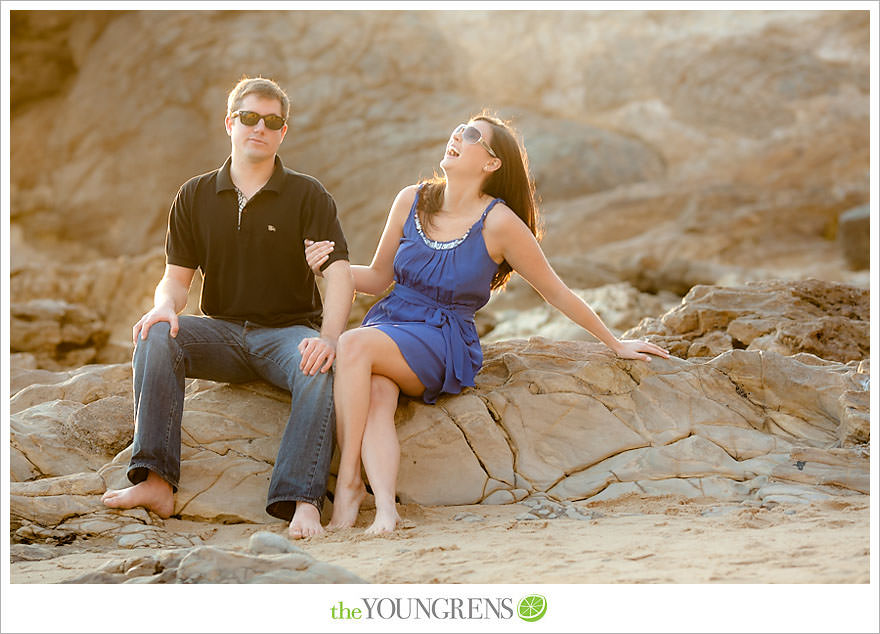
[102,77,354,539]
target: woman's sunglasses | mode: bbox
[453,123,498,158]
[231,110,286,131]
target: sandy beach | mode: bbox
[11,494,870,585]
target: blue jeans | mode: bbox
[128,315,335,521]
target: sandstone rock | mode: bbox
[396,399,488,506]
[10,544,59,563]
[542,177,867,298]
[115,524,202,550]
[248,531,305,556]
[10,249,168,368]
[837,204,869,270]
[12,11,666,265]
[65,395,134,456]
[615,253,767,297]
[519,493,595,521]
[838,384,870,447]
[11,326,868,532]
[389,337,872,507]
[10,475,171,543]
[11,400,95,481]
[506,107,666,197]
[484,283,680,343]
[8,11,870,379]
[62,572,125,584]
[10,11,116,108]
[176,546,365,584]
[12,471,106,497]
[484,258,624,316]
[624,278,869,362]
[687,331,733,358]
[11,491,107,530]
[11,393,133,482]
[48,511,159,545]
[482,490,516,505]
[10,362,131,411]
[10,11,868,277]
[10,299,108,368]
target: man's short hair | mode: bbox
[227,76,291,120]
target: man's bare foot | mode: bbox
[288,502,325,539]
[365,504,400,535]
[101,471,174,518]
[327,481,367,530]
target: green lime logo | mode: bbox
[517,594,547,622]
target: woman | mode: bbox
[307,112,669,534]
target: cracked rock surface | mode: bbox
[11,339,869,537]
[397,338,868,506]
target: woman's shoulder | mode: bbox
[483,200,519,231]
[391,184,420,208]
[397,183,422,202]
[384,185,421,226]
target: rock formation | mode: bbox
[10,323,869,543]
[10,249,166,368]
[58,531,365,584]
[484,282,681,343]
[837,204,870,270]
[623,278,869,362]
[9,10,870,369]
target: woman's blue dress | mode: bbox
[361,185,503,403]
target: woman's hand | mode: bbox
[304,239,336,277]
[611,339,670,362]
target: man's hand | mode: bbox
[298,336,336,375]
[133,304,179,342]
[134,265,195,342]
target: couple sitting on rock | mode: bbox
[102,76,668,539]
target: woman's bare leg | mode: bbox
[328,327,423,530]
[361,375,402,534]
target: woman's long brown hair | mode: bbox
[417,110,543,291]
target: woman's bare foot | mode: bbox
[288,502,324,539]
[327,481,367,530]
[365,504,401,535]
[101,471,174,518]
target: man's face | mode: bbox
[225,94,288,163]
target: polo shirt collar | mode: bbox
[215,155,286,194]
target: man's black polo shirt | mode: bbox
[165,155,349,328]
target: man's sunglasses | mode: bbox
[231,110,286,131]
[453,123,498,158]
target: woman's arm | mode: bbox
[306,185,417,295]
[485,205,669,361]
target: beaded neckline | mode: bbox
[413,211,471,250]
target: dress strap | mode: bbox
[403,183,425,236]
[409,183,425,219]
[479,197,505,224]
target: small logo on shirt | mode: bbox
[267,225,276,232]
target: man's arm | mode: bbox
[304,185,415,295]
[298,259,355,375]
[133,264,197,342]
[319,259,355,341]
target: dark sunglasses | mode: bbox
[231,110,286,130]
[453,123,498,158]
